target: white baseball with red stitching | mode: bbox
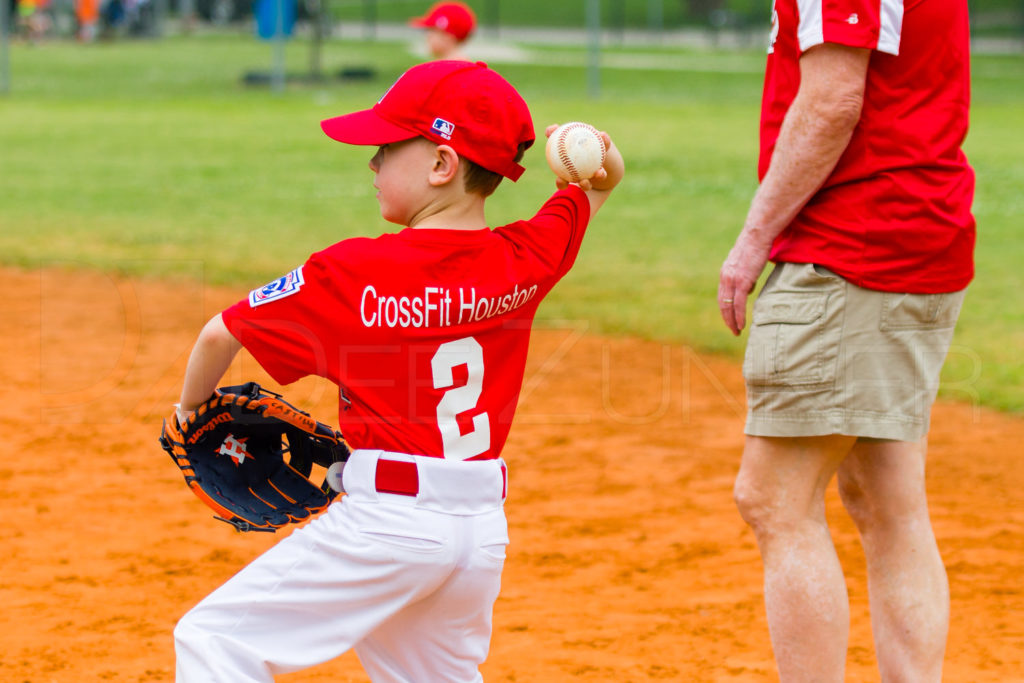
[545,122,606,183]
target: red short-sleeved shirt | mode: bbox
[761,0,975,293]
[222,187,590,461]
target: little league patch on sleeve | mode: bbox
[248,267,305,307]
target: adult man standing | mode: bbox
[718,1,974,681]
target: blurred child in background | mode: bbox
[408,1,475,61]
[75,0,98,40]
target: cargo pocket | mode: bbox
[880,291,964,331]
[744,291,838,388]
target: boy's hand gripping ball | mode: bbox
[545,122,607,184]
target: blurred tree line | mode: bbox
[96,0,1021,40]
[323,0,1023,37]
[680,0,1024,32]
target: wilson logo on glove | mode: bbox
[187,411,233,445]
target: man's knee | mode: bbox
[836,472,871,526]
[840,479,935,544]
[841,438,931,519]
[733,470,779,535]
[735,434,854,536]
[839,463,929,533]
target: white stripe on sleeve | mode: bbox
[877,0,904,55]
[796,0,825,52]
[797,0,904,54]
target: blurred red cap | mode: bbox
[320,61,534,181]
[408,2,476,42]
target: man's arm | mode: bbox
[176,313,242,421]
[718,43,871,336]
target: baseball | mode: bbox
[326,461,346,493]
[545,122,606,183]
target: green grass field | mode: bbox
[2,32,1022,412]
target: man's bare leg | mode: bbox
[837,438,948,683]
[734,434,857,683]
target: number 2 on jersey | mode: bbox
[431,337,490,460]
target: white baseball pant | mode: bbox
[174,450,510,682]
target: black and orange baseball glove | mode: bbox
[159,382,349,532]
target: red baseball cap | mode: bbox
[320,60,535,181]
[409,2,476,41]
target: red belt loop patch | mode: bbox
[500,462,507,499]
[375,460,419,496]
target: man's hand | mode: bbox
[718,228,773,336]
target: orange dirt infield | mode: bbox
[2,265,1022,682]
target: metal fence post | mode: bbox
[486,0,499,39]
[272,0,286,92]
[1,0,9,95]
[180,0,196,34]
[648,0,663,32]
[363,0,376,40]
[586,0,601,98]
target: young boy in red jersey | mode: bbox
[171,60,624,681]
[409,1,476,61]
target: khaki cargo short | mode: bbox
[743,263,966,442]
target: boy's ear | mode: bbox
[428,144,460,187]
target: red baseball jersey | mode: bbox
[222,187,590,461]
[761,0,975,293]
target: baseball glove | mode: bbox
[159,382,349,532]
